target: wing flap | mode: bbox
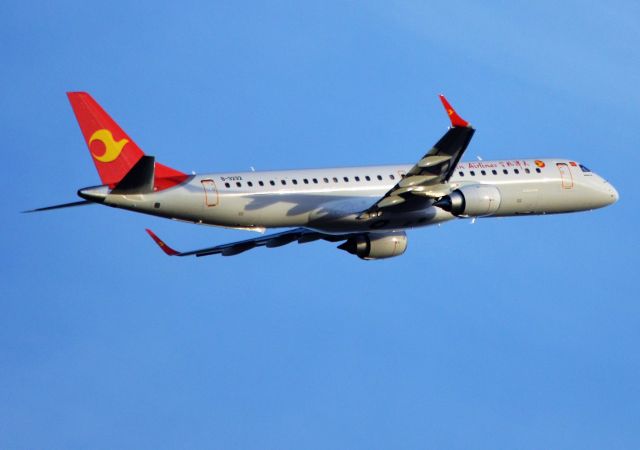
[417,154,452,168]
[398,174,439,188]
[377,196,406,208]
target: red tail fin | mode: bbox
[67,92,187,189]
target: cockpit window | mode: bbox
[579,164,591,173]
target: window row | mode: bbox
[224,174,397,189]
[458,167,542,177]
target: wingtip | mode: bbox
[145,228,180,256]
[438,94,470,128]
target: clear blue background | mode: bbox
[2,1,638,449]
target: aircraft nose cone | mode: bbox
[598,182,619,207]
[609,184,619,204]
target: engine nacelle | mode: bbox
[435,185,501,217]
[338,231,408,260]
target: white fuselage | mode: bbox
[88,158,618,234]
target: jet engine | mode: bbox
[434,184,501,217]
[338,231,407,260]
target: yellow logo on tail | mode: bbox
[89,129,129,163]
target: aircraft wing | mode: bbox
[146,228,353,257]
[359,95,475,218]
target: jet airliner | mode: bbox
[28,93,618,259]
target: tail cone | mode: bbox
[78,185,109,203]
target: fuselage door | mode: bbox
[201,179,219,207]
[556,163,574,189]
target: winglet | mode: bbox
[145,229,180,256]
[438,94,469,128]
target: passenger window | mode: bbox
[491,170,497,175]
[355,176,360,182]
[503,169,508,174]
[459,171,464,177]
[377,175,383,180]
[236,182,242,187]
[270,180,275,186]
[259,181,264,186]
[470,170,476,176]
[225,182,230,188]
[281,180,287,185]
[303,179,309,184]
[525,168,530,174]
[343,176,349,182]
[481,170,486,176]
[323,177,328,183]
[313,178,319,184]
[389,174,395,180]
[247,181,253,187]
[514,169,520,174]
[333,177,338,183]
[535,168,542,173]
[292,179,298,185]
[365,176,371,181]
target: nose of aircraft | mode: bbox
[596,180,619,207]
[589,179,618,209]
[608,183,619,204]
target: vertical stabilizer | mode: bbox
[67,92,188,189]
[67,92,145,186]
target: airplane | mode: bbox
[27,92,619,259]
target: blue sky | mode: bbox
[2,1,639,448]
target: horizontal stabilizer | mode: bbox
[23,200,93,213]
